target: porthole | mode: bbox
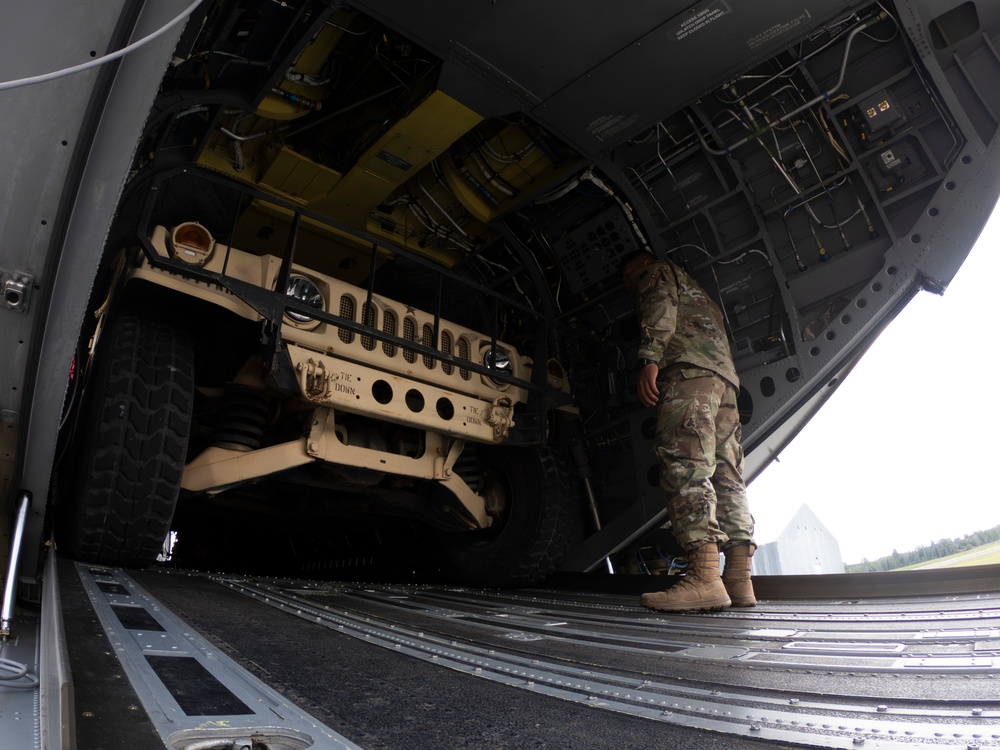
[887,266,898,276]
[810,346,821,357]
[785,367,800,383]
[945,181,956,190]
[760,376,775,398]
[928,207,939,217]
[856,298,867,309]
[872,282,883,293]
[910,234,921,244]
[840,315,851,325]
[825,330,836,341]
[961,154,972,165]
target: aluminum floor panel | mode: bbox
[64,560,361,750]
[130,569,1000,749]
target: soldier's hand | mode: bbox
[637,363,660,407]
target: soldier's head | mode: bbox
[620,251,655,292]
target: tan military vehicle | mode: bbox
[65,163,580,584]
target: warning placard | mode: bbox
[746,10,813,50]
[671,0,732,42]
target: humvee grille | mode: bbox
[422,324,436,370]
[441,331,454,375]
[382,310,397,357]
[457,338,470,380]
[338,296,355,344]
[361,303,376,351]
[402,317,417,363]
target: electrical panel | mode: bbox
[553,209,640,295]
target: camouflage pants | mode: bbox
[655,366,755,551]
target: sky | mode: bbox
[746,196,1000,566]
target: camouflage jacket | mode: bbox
[634,260,739,388]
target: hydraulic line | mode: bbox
[580,169,652,255]
[782,107,852,252]
[686,10,889,156]
[1,492,31,640]
[407,197,476,252]
[217,85,401,143]
[0,0,205,91]
[782,207,808,271]
[476,131,536,164]
[571,442,614,574]
[848,175,880,239]
[453,155,501,205]
[269,86,323,111]
[469,150,518,198]
[753,116,856,258]
[626,167,671,225]
[418,182,469,237]
[810,221,830,263]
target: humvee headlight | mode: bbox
[483,347,512,373]
[483,347,513,383]
[285,274,325,323]
[169,222,214,266]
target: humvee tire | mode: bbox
[66,315,194,567]
[440,445,578,586]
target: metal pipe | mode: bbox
[572,442,614,574]
[1,491,31,639]
[218,85,402,143]
[581,477,615,574]
[687,11,888,157]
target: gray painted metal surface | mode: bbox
[0,621,41,750]
[0,0,195,592]
[39,548,74,750]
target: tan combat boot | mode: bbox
[639,543,731,612]
[722,543,757,607]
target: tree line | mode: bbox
[845,524,1000,572]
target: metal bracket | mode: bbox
[1,268,33,313]
[487,396,514,441]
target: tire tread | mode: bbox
[69,315,193,567]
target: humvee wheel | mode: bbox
[440,445,578,586]
[66,315,194,567]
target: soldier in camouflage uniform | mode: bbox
[622,251,757,612]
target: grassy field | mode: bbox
[897,539,1000,570]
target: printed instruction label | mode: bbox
[746,9,813,50]
[587,113,642,141]
[376,149,413,172]
[672,0,732,42]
